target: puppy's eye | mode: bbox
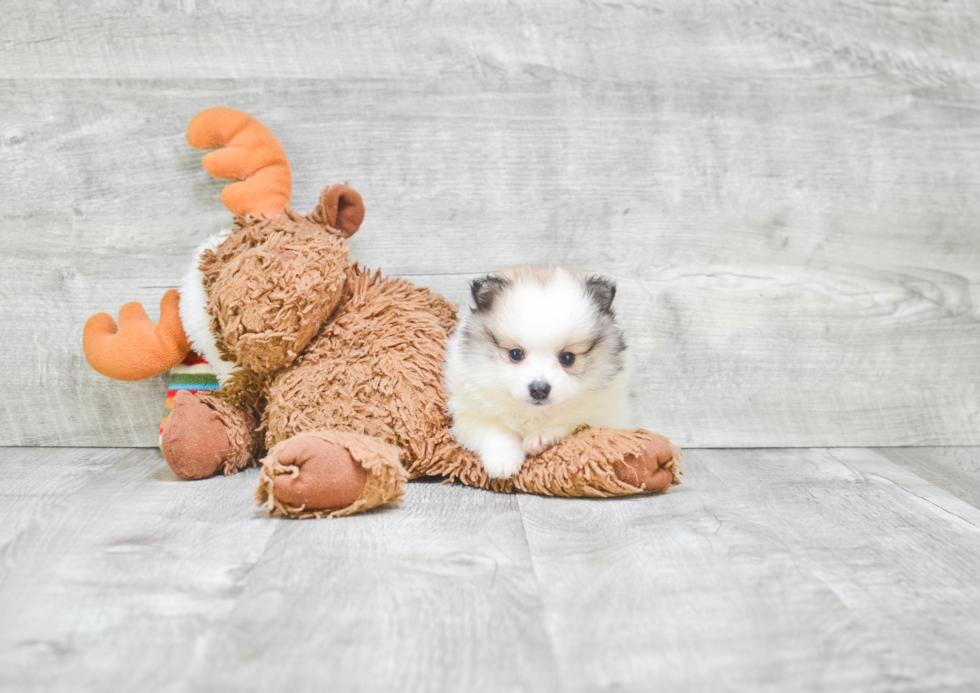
[559,351,576,367]
[508,348,525,363]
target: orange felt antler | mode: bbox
[83,289,190,381]
[186,107,292,218]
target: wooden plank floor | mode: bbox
[3,446,980,692]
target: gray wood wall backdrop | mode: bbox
[1,0,978,448]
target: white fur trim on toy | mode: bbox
[179,229,238,385]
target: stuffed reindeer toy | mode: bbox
[83,107,681,518]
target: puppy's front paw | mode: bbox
[523,430,565,456]
[479,438,526,480]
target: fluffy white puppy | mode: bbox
[444,265,632,479]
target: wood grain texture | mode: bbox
[0,448,560,693]
[0,447,280,692]
[877,446,980,509]
[4,446,980,691]
[182,482,560,693]
[519,447,980,692]
[2,0,979,83]
[1,1,979,447]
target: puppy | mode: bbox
[444,265,632,479]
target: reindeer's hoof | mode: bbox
[271,437,367,511]
[161,391,229,480]
[612,433,679,492]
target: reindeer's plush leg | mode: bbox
[255,430,407,519]
[161,371,263,480]
[512,427,682,497]
[161,391,229,480]
[424,426,681,497]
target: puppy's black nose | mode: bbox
[529,381,551,401]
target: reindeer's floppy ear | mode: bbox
[470,275,509,312]
[309,184,366,238]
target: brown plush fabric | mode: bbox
[612,432,683,492]
[267,436,367,511]
[419,426,682,496]
[308,184,366,239]
[160,390,229,480]
[199,210,351,376]
[195,370,264,475]
[262,265,458,474]
[512,426,681,497]
[255,430,407,519]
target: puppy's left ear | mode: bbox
[470,275,509,312]
[587,275,617,313]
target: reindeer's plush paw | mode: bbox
[161,391,229,480]
[612,433,680,492]
[270,437,368,512]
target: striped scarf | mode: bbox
[159,352,220,445]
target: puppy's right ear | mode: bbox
[586,275,617,314]
[470,275,508,312]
